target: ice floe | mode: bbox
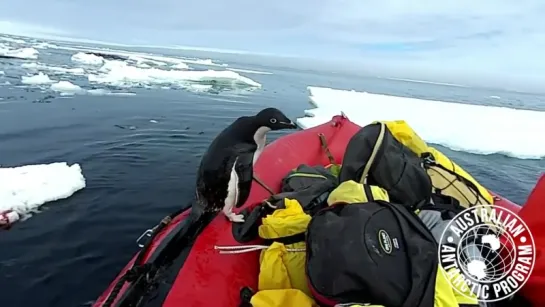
[178,58,224,67]
[34,42,60,49]
[296,86,545,159]
[21,72,55,85]
[0,162,86,221]
[86,89,136,96]
[0,47,39,59]
[21,62,85,75]
[50,81,84,94]
[71,52,104,66]
[88,60,261,88]
[172,63,189,70]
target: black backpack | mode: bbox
[339,122,432,209]
[306,201,438,307]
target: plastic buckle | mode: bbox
[421,152,436,166]
[136,229,153,248]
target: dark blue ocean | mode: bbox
[0,34,544,307]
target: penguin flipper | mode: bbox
[234,149,254,208]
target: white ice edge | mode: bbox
[0,162,86,216]
[296,86,545,160]
[0,46,39,59]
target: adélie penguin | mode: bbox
[193,108,297,223]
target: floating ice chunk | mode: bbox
[0,162,86,217]
[50,81,83,94]
[131,54,190,67]
[21,62,85,75]
[20,62,38,69]
[71,52,104,65]
[21,72,54,85]
[88,61,261,88]
[180,58,224,66]
[0,71,4,75]
[86,89,136,96]
[178,69,260,87]
[296,86,545,159]
[34,42,59,49]
[129,55,167,67]
[172,63,189,70]
[48,66,85,75]
[0,47,39,59]
[187,84,213,92]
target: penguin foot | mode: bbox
[225,212,245,223]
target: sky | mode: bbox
[0,0,544,88]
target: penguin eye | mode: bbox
[269,118,277,124]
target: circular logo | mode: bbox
[438,205,535,302]
[378,229,392,254]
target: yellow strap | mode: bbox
[360,122,386,184]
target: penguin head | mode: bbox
[255,108,297,130]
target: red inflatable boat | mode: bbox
[94,115,539,307]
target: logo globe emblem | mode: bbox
[438,205,535,302]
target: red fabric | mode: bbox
[517,174,545,305]
[163,116,361,307]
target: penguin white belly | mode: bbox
[222,158,245,223]
[253,126,271,164]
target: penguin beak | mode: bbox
[281,121,298,129]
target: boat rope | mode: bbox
[318,133,335,165]
[253,175,275,195]
[214,245,306,254]
[102,263,153,307]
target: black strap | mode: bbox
[239,287,254,307]
[262,232,306,246]
[233,202,278,243]
[363,184,374,202]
